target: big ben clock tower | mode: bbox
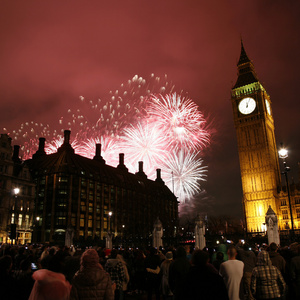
[231,41,281,233]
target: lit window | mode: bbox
[88,215,93,228]
[18,215,22,226]
[80,214,85,227]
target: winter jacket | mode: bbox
[70,265,114,300]
[251,250,286,300]
[105,258,126,291]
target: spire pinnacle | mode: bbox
[237,39,251,66]
[233,40,259,89]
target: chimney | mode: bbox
[155,168,164,184]
[64,130,71,144]
[58,130,74,153]
[138,161,144,173]
[38,137,46,152]
[117,153,128,172]
[32,137,46,159]
[135,161,147,178]
[93,143,105,163]
[12,145,21,163]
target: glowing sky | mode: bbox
[1,1,299,217]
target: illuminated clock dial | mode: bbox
[265,99,271,115]
[238,97,256,115]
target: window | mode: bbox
[297,208,300,219]
[25,215,29,227]
[71,213,76,227]
[281,199,287,206]
[81,201,86,212]
[88,215,93,228]
[80,214,85,227]
[18,215,22,226]
[282,209,289,220]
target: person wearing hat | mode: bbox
[70,249,114,300]
[160,251,174,300]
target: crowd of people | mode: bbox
[0,240,299,300]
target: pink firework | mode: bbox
[147,93,210,151]
[4,122,57,160]
[75,136,120,166]
[119,121,170,176]
[45,135,81,154]
[5,74,212,205]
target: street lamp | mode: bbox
[108,211,112,233]
[278,146,294,239]
[11,188,20,244]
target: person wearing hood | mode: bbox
[29,268,71,300]
[116,253,130,297]
[105,249,126,300]
[70,248,114,300]
[251,250,286,300]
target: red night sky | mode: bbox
[1,1,299,217]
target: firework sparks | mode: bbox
[119,122,170,175]
[148,93,210,151]
[5,74,212,204]
[162,150,207,203]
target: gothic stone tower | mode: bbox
[231,42,281,233]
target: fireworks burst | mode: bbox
[148,93,210,150]
[4,74,212,204]
[120,122,170,176]
[163,150,207,203]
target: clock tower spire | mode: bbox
[231,42,281,234]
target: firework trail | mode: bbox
[4,74,211,204]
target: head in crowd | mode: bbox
[29,269,71,300]
[80,249,100,269]
[0,255,12,275]
[165,251,173,261]
[191,250,209,267]
[110,249,118,259]
[176,246,187,258]
[227,245,237,259]
[216,251,224,261]
[269,242,278,252]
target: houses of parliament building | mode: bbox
[231,42,300,235]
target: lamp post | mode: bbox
[11,188,20,244]
[278,146,294,239]
[108,211,112,233]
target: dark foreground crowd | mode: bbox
[0,241,300,300]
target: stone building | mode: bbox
[27,130,178,245]
[0,134,35,244]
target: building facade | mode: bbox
[0,134,35,244]
[27,130,178,245]
[231,42,300,234]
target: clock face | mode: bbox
[238,97,256,115]
[265,99,271,115]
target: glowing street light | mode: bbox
[13,187,20,196]
[278,145,294,239]
[108,211,112,233]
